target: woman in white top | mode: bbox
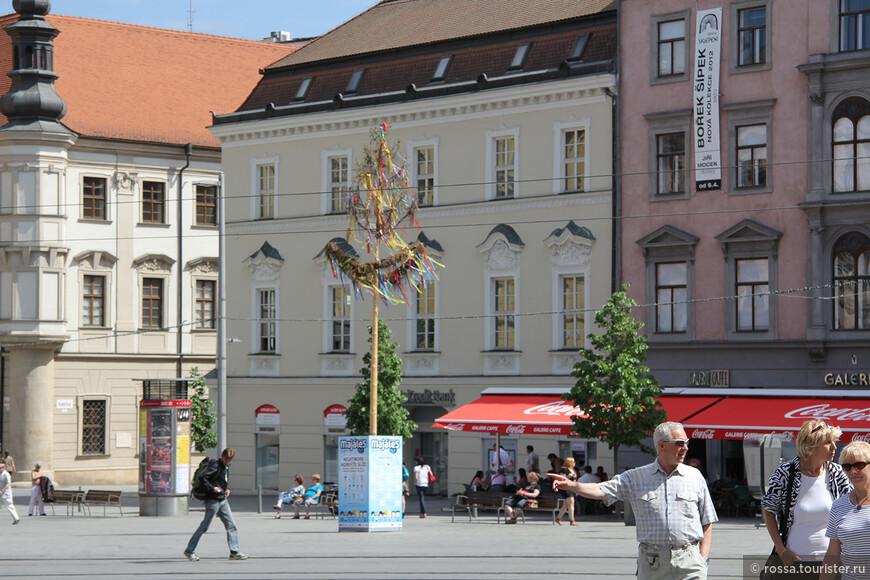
[413,456,432,518]
[821,441,870,580]
[761,420,851,579]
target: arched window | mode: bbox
[832,97,870,192]
[833,232,870,330]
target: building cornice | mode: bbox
[211,74,615,146]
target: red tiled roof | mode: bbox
[0,14,300,147]
[269,0,615,69]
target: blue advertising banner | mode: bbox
[338,436,403,532]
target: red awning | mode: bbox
[682,397,870,442]
[433,393,721,436]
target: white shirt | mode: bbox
[491,448,511,470]
[578,473,600,484]
[526,451,539,473]
[0,470,11,499]
[413,464,431,487]
[787,471,832,557]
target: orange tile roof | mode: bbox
[0,14,300,147]
[269,0,615,69]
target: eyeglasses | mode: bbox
[841,461,869,472]
[663,439,690,448]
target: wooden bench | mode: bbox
[80,489,123,516]
[311,492,338,520]
[498,492,564,524]
[47,489,84,517]
[450,491,510,522]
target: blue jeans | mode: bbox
[186,498,239,554]
[416,485,427,514]
[275,492,294,509]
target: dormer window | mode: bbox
[509,43,531,70]
[432,56,452,82]
[568,34,590,61]
[295,77,313,100]
[346,69,364,93]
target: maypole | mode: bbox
[323,122,442,435]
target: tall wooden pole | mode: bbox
[369,244,379,436]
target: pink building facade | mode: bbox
[619,0,870,394]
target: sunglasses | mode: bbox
[841,461,869,472]
[810,421,830,434]
[663,439,690,448]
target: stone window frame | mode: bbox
[649,9,692,86]
[637,225,699,342]
[411,283,438,352]
[81,174,110,222]
[194,183,218,227]
[645,109,692,201]
[729,0,773,74]
[140,180,166,224]
[552,118,591,195]
[78,395,110,458]
[724,99,775,195]
[324,284,353,354]
[407,137,439,207]
[254,286,278,353]
[485,127,520,200]
[74,250,116,330]
[832,0,870,53]
[831,96,870,194]
[250,156,279,220]
[321,147,352,214]
[830,230,870,331]
[133,254,174,332]
[716,219,781,340]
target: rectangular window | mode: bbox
[195,185,217,226]
[657,133,685,194]
[840,0,870,52]
[658,19,686,77]
[563,129,586,192]
[81,399,106,455]
[258,289,276,352]
[141,278,163,329]
[509,44,531,69]
[257,164,275,219]
[493,278,515,349]
[331,287,351,352]
[561,274,585,348]
[415,285,435,350]
[656,262,687,333]
[329,156,350,212]
[737,7,767,66]
[494,136,515,199]
[415,146,435,206]
[195,280,216,330]
[82,177,107,220]
[736,124,768,188]
[141,181,165,223]
[82,275,105,327]
[432,56,452,81]
[736,258,769,331]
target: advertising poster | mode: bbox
[148,409,172,494]
[338,436,403,532]
[139,408,148,493]
[693,7,722,191]
[175,407,190,494]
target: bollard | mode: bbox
[258,484,262,514]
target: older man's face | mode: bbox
[658,427,689,466]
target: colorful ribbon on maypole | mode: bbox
[324,122,442,305]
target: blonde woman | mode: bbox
[761,420,850,579]
[555,457,577,525]
[821,441,870,580]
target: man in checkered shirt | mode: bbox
[550,422,718,579]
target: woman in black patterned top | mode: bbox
[761,420,851,579]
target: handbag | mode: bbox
[524,498,538,509]
[759,462,796,580]
[427,468,436,484]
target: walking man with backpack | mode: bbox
[184,448,248,561]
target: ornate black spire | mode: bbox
[0,0,68,130]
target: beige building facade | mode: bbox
[211,0,619,493]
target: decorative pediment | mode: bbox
[245,241,285,282]
[478,224,524,271]
[636,225,699,250]
[133,253,174,273]
[416,231,444,259]
[545,220,595,267]
[715,219,782,244]
[73,250,117,270]
[186,256,218,275]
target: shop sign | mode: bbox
[688,370,729,387]
[402,389,456,406]
[255,404,280,425]
[824,373,870,387]
[141,399,191,408]
[324,404,348,427]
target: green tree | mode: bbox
[188,366,217,453]
[564,284,666,470]
[344,321,417,438]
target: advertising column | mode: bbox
[138,399,191,516]
[338,436,403,532]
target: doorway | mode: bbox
[255,433,279,490]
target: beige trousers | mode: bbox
[637,541,707,580]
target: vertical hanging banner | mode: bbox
[693,7,722,191]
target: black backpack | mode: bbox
[191,457,213,501]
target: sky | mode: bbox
[47,0,379,41]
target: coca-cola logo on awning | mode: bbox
[506,425,526,434]
[852,433,870,443]
[692,429,715,439]
[783,404,870,422]
[444,423,466,431]
[523,401,585,417]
